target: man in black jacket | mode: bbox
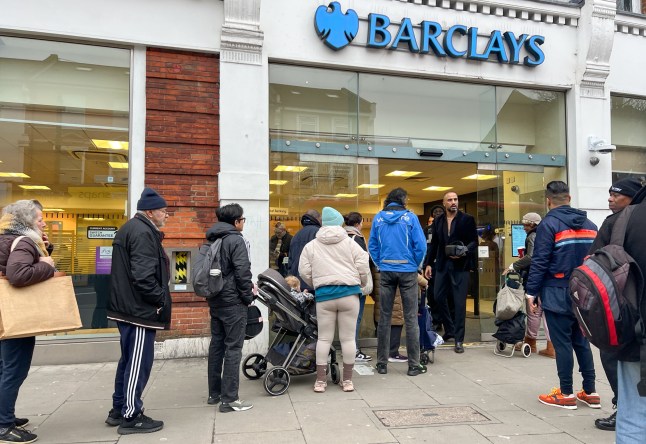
[588,177,642,431]
[106,188,171,435]
[287,209,321,293]
[206,203,254,413]
[424,191,477,353]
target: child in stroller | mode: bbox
[241,269,340,396]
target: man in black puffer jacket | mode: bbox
[287,209,321,293]
[106,188,172,435]
[206,203,254,413]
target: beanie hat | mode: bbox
[521,212,542,225]
[609,177,642,198]
[321,207,344,227]
[137,187,167,211]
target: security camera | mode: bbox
[588,136,616,154]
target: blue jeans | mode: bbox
[544,308,595,395]
[0,337,35,428]
[376,271,420,367]
[207,304,246,403]
[617,361,646,443]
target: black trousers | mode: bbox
[0,337,35,428]
[434,263,469,343]
[600,349,619,406]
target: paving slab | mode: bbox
[390,425,491,443]
[118,406,215,444]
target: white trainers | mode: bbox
[219,399,253,412]
[355,350,372,362]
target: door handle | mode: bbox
[478,260,484,272]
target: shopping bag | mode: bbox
[0,275,82,339]
[494,274,525,321]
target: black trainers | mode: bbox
[376,363,387,374]
[105,408,123,426]
[13,419,28,428]
[117,412,164,435]
[0,425,37,443]
[407,364,428,376]
[219,399,253,413]
[207,395,221,405]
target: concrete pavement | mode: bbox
[16,342,616,443]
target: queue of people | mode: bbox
[2,178,646,443]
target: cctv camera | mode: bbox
[588,136,616,154]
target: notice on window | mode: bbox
[96,246,113,274]
[87,226,118,239]
[478,246,490,258]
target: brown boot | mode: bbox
[538,341,556,359]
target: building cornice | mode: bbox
[221,0,264,65]
[581,0,616,98]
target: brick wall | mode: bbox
[145,48,219,338]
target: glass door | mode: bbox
[475,164,547,341]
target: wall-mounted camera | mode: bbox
[588,136,616,166]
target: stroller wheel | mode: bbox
[420,352,429,365]
[329,362,341,385]
[263,366,290,396]
[521,343,532,358]
[242,353,267,380]
[496,341,507,352]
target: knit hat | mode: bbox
[609,178,642,198]
[137,187,167,210]
[521,212,542,225]
[321,206,344,226]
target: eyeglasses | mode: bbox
[236,217,246,223]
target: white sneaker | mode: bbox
[355,350,372,362]
[219,399,253,412]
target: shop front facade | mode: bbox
[1,0,646,362]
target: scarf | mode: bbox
[0,213,49,257]
[344,225,364,239]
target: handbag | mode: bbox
[245,304,263,340]
[445,241,468,257]
[0,275,83,339]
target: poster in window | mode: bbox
[511,224,527,258]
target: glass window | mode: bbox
[0,36,131,336]
[611,95,646,183]
[495,87,566,157]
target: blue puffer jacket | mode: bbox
[368,204,427,272]
[525,205,597,299]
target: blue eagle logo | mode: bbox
[314,2,359,51]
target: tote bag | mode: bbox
[0,275,82,339]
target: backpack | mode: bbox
[569,205,644,351]
[191,235,228,298]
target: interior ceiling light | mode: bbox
[335,193,358,198]
[82,217,105,221]
[75,66,93,71]
[423,186,453,192]
[386,170,422,178]
[290,91,302,95]
[269,180,288,185]
[108,162,129,169]
[273,165,308,172]
[43,208,64,212]
[92,139,129,150]
[269,191,274,195]
[462,174,498,180]
[357,184,385,189]
[0,172,30,178]
[18,185,51,190]
[326,93,339,98]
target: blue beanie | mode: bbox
[137,187,167,210]
[322,207,343,227]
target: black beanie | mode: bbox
[137,187,167,210]
[609,178,643,198]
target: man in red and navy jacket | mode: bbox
[525,181,599,411]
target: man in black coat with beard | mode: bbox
[287,209,321,293]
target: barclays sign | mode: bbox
[314,2,545,67]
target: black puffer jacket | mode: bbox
[107,214,172,330]
[205,222,253,308]
[287,214,321,292]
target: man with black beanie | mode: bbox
[105,187,172,435]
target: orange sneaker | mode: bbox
[576,389,601,408]
[538,388,577,410]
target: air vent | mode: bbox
[70,150,128,163]
[300,175,345,185]
[404,176,432,183]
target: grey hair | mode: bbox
[2,200,40,230]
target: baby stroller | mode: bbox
[241,268,340,396]
[419,297,441,365]
[492,272,531,358]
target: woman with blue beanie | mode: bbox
[299,207,371,393]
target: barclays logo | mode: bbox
[314,2,359,50]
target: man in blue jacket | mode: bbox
[525,181,599,410]
[369,188,427,376]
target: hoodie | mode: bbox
[368,204,427,272]
[287,214,321,292]
[525,205,597,297]
[204,221,253,307]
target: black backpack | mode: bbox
[569,206,644,353]
[191,235,228,298]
